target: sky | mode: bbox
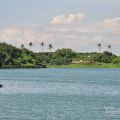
[0,0,120,54]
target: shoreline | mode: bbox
[0,65,46,69]
[47,63,120,68]
[0,63,120,69]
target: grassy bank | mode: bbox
[1,63,120,68]
[48,63,120,68]
[0,64,46,69]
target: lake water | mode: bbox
[0,68,120,120]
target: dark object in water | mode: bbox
[0,84,3,88]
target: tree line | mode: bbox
[21,41,112,53]
[21,42,53,52]
[0,42,120,68]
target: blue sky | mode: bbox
[0,0,120,54]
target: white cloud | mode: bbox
[0,16,120,54]
[103,17,120,28]
[50,12,85,25]
[70,17,120,34]
[74,0,116,3]
[0,27,55,52]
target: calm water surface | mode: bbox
[0,68,120,120]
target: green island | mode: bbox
[0,42,120,68]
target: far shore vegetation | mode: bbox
[0,42,120,68]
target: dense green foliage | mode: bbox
[0,43,37,68]
[0,42,120,68]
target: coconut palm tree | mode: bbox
[48,44,53,52]
[97,43,102,53]
[29,42,33,51]
[21,44,24,49]
[108,44,112,53]
[40,42,45,52]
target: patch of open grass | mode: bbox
[47,63,120,68]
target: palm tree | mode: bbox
[21,44,24,49]
[108,45,112,52]
[48,44,53,52]
[40,42,45,52]
[29,42,33,51]
[97,43,102,53]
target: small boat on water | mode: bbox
[0,84,3,88]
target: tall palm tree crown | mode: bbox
[40,42,45,52]
[48,44,53,52]
[29,42,33,50]
[97,43,102,53]
[29,42,33,46]
[108,44,112,52]
[21,44,24,49]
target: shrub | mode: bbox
[50,58,72,65]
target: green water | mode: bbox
[0,68,120,120]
